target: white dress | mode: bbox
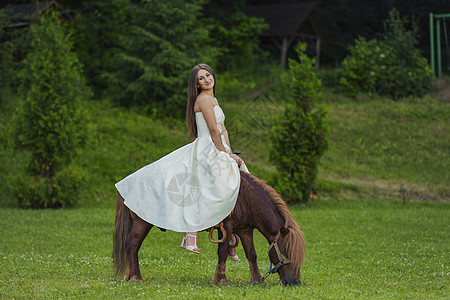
[115,105,249,232]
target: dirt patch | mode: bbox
[321,175,449,202]
[435,78,450,102]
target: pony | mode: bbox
[113,171,305,286]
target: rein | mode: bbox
[209,209,236,244]
[253,230,291,285]
[208,221,227,243]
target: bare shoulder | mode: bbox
[196,93,212,105]
[195,94,215,112]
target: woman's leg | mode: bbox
[228,234,240,261]
[181,232,200,253]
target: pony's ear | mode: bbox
[280,226,289,236]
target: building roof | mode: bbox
[1,1,72,28]
[243,2,328,38]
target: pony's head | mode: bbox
[268,224,305,286]
[242,172,306,286]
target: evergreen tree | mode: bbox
[202,0,268,72]
[73,0,129,96]
[0,10,12,103]
[0,9,29,104]
[379,8,432,98]
[105,0,213,117]
[13,9,89,208]
[271,43,328,204]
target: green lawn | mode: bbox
[0,198,448,298]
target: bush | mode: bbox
[7,165,86,209]
[316,67,345,91]
[13,10,89,208]
[340,8,432,98]
[270,43,328,203]
[340,38,395,94]
[378,9,432,98]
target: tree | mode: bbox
[104,0,213,117]
[12,9,89,208]
[0,10,13,104]
[0,9,30,105]
[379,8,432,98]
[72,0,129,96]
[271,43,328,204]
[202,0,268,72]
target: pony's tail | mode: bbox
[112,192,133,276]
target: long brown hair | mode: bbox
[186,64,216,139]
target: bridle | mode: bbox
[268,231,291,268]
[253,229,291,284]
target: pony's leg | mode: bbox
[239,229,263,283]
[213,230,231,284]
[125,211,153,282]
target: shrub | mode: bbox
[340,8,432,98]
[7,165,86,209]
[13,10,89,208]
[340,38,396,94]
[270,43,328,203]
[378,9,432,98]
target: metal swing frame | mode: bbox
[430,13,450,77]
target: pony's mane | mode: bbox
[241,172,305,268]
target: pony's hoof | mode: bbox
[213,275,230,285]
[124,274,144,282]
[250,274,266,284]
[129,275,144,282]
[216,278,230,285]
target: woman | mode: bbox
[115,64,248,260]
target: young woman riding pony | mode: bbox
[115,64,248,260]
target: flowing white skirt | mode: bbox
[115,135,248,232]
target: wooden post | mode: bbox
[281,37,288,66]
[315,37,321,70]
[437,18,442,78]
[430,13,435,76]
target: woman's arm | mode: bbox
[222,123,243,167]
[221,124,232,153]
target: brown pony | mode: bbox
[113,171,305,286]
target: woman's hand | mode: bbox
[229,153,243,168]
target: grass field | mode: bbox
[1,77,449,298]
[1,198,449,299]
